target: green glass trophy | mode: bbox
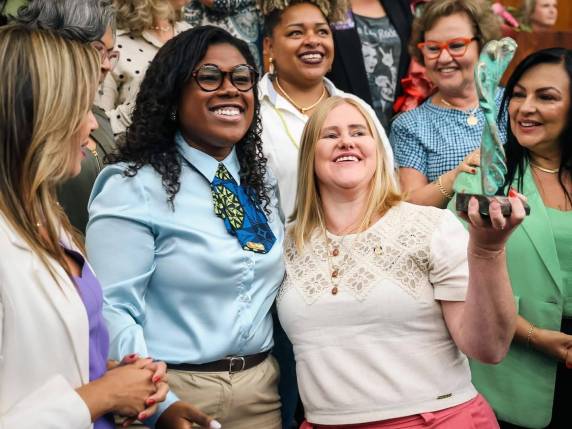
[454,37,530,216]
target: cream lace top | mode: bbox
[277,202,477,425]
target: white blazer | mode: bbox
[0,214,92,429]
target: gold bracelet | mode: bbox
[526,322,536,348]
[436,175,454,200]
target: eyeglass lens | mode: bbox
[423,39,471,58]
[195,65,256,92]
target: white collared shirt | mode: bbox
[259,73,396,220]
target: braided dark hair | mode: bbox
[108,25,271,212]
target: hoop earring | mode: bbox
[269,57,275,76]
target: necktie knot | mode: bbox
[214,163,234,183]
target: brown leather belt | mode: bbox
[166,351,269,374]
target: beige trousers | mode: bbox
[168,355,282,429]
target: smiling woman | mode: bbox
[178,45,256,160]
[258,0,396,221]
[85,25,284,429]
[279,95,528,429]
[519,0,558,32]
[459,48,572,429]
[0,25,175,429]
[389,0,502,209]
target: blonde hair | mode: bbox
[410,0,501,65]
[519,0,536,26]
[0,25,99,280]
[114,0,183,36]
[291,96,402,251]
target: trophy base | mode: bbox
[456,193,531,217]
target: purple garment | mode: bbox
[65,248,115,429]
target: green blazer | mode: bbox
[449,167,564,428]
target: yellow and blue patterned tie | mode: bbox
[211,163,276,254]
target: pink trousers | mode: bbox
[300,394,499,429]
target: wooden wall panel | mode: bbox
[501,31,572,84]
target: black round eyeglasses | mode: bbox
[191,64,258,92]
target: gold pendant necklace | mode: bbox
[531,162,560,174]
[440,96,479,126]
[275,77,327,114]
[467,113,479,126]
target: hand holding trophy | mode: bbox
[454,37,530,216]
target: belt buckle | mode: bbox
[228,356,246,374]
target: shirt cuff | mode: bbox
[434,284,468,301]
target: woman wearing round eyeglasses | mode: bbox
[86,26,284,429]
[390,0,503,208]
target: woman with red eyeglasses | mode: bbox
[389,0,503,208]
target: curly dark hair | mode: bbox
[108,25,271,212]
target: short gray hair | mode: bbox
[16,0,115,43]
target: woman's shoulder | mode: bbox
[381,202,450,230]
[98,162,157,180]
[391,102,435,130]
[175,21,191,33]
[90,163,160,203]
[115,30,141,45]
[375,203,464,251]
[282,223,317,256]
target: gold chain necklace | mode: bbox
[530,162,560,174]
[440,96,480,126]
[275,77,327,114]
[531,166,570,210]
[151,24,173,32]
[272,106,300,150]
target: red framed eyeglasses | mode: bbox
[417,37,478,59]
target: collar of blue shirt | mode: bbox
[175,130,241,183]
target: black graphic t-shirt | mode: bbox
[354,13,401,129]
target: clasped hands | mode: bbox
[106,354,217,428]
[105,354,169,426]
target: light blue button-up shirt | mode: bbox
[86,133,285,424]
